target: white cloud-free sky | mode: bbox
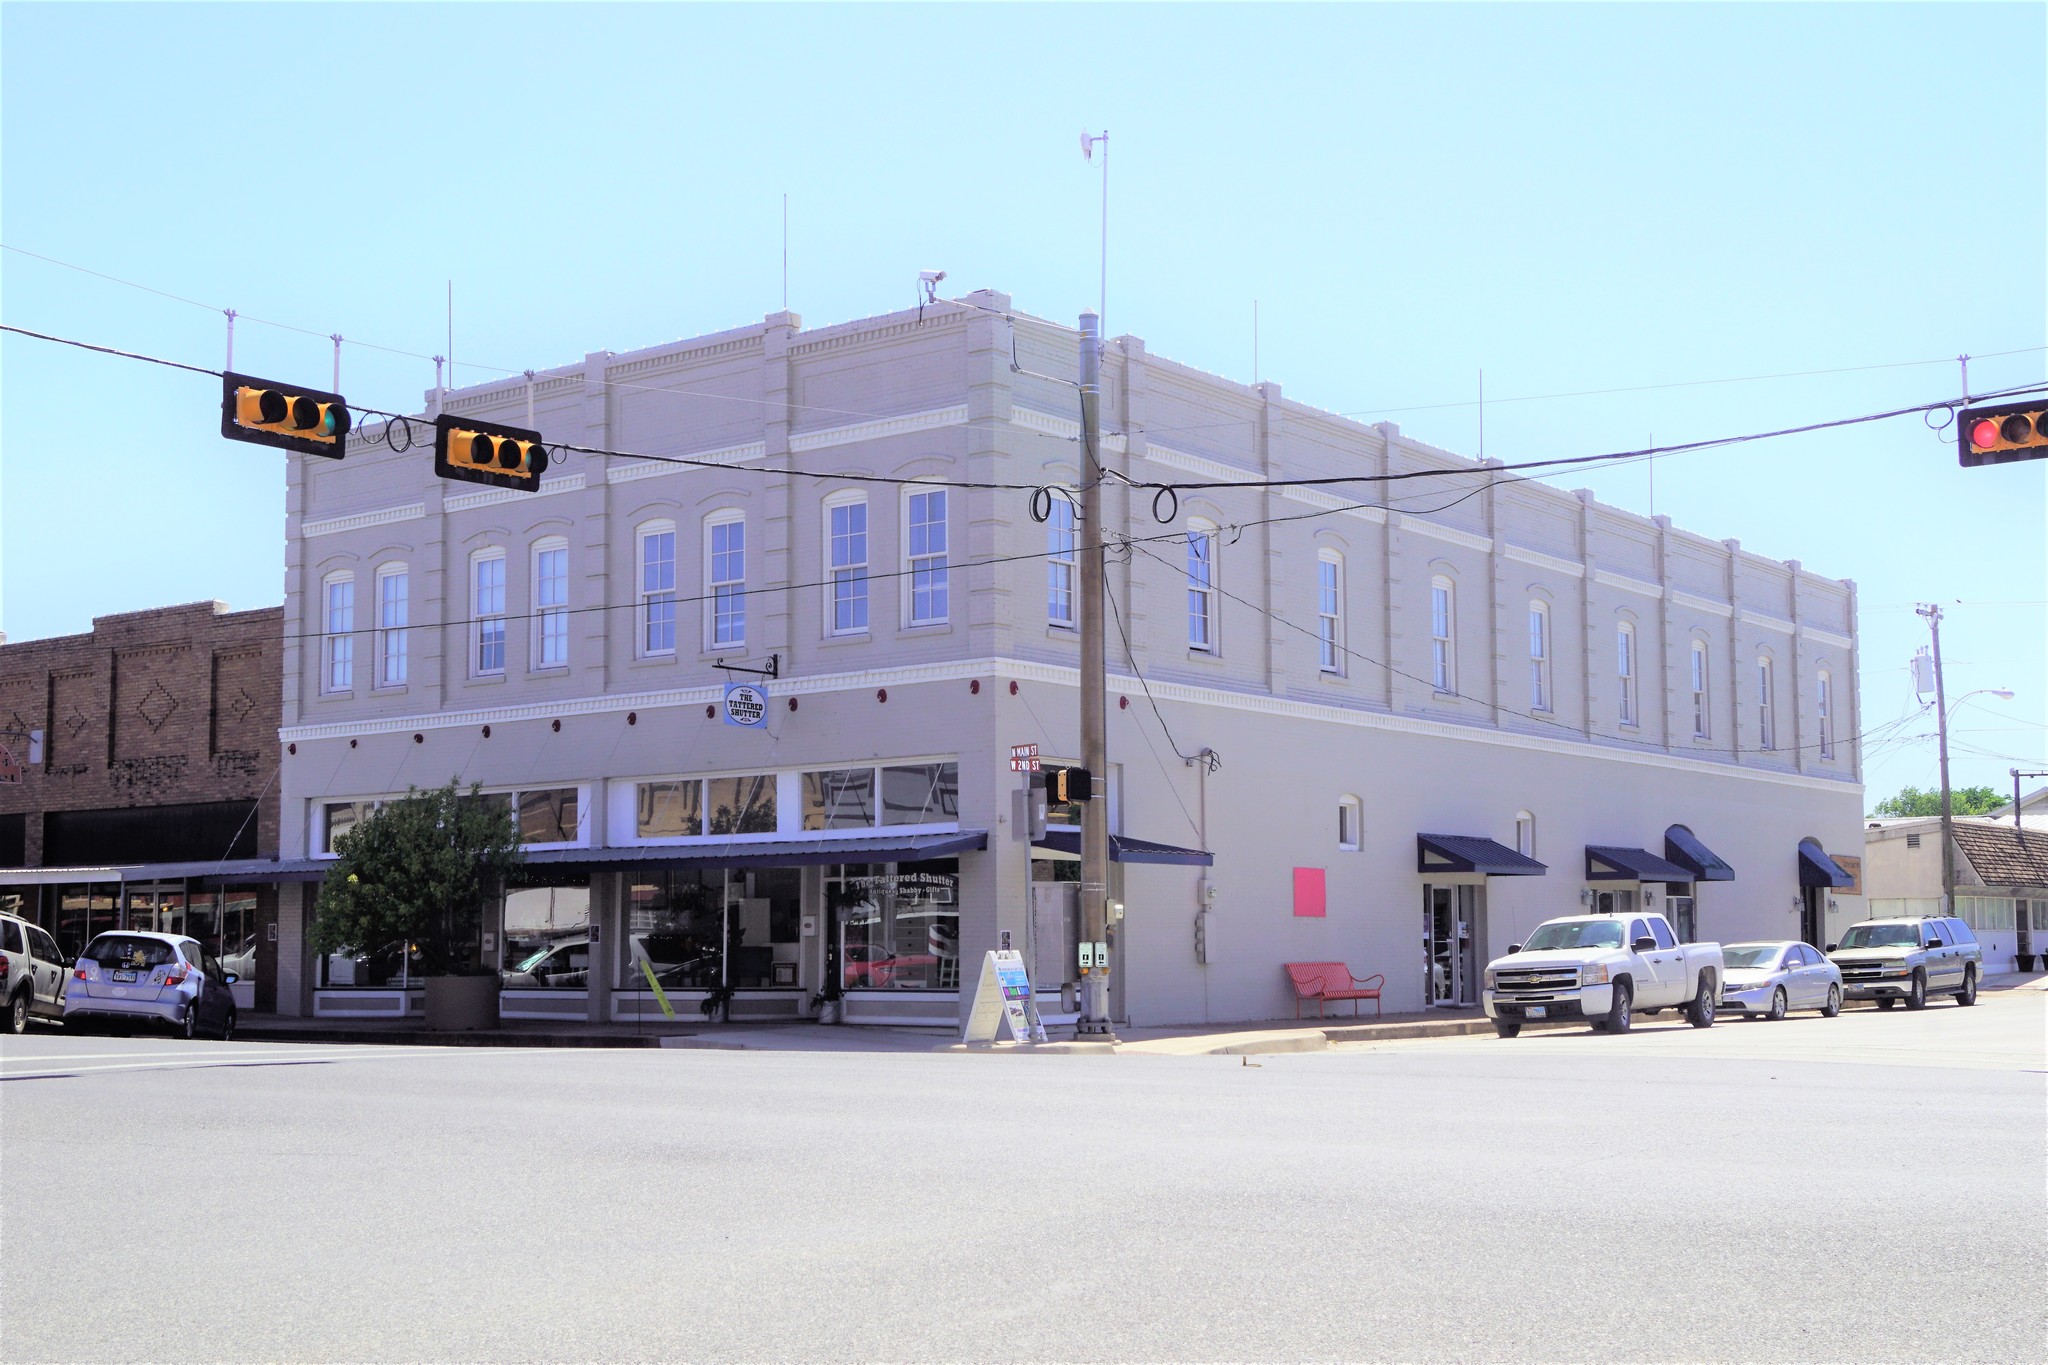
[3,2,2043,808]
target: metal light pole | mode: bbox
[1076,309,1114,1038]
[1917,604,1955,915]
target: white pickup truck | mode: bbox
[1482,911,1723,1037]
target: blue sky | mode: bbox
[3,3,2043,808]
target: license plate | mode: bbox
[1526,1005,1547,1019]
[113,970,138,983]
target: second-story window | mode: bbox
[1757,655,1776,750]
[1187,522,1217,651]
[1047,494,1076,627]
[829,496,869,634]
[907,487,948,625]
[1317,551,1343,674]
[639,523,676,657]
[1818,669,1835,760]
[1617,622,1638,726]
[534,540,568,669]
[376,565,408,687]
[1529,601,1551,711]
[1691,640,1710,738]
[1431,577,1456,693]
[472,551,506,676]
[323,573,354,693]
[707,514,745,647]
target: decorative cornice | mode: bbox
[444,473,586,513]
[1398,516,1492,553]
[302,504,426,539]
[1802,625,1854,651]
[606,443,767,484]
[1593,568,1664,599]
[1670,589,1736,619]
[1503,543,1586,579]
[1010,407,1128,454]
[789,405,969,453]
[1141,442,1255,483]
[1739,609,1797,634]
[1281,486,1388,524]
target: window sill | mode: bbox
[371,683,409,696]
[316,690,355,702]
[1432,689,1460,700]
[629,655,678,669]
[528,665,571,678]
[1186,648,1222,662]
[821,632,872,647]
[465,673,508,687]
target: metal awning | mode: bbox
[0,857,325,887]
[1032,829,1215,867]
[1798,838,1855,889]
[1663,825,1735,882]
[1416,834,1547,876]
[522,830,989,871]
[1585,845,1695,883]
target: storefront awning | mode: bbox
[1585,845,1695,883]
[1416,834,1547,876]
[522,830,990,871]
[1032,829,1215,867]
[0,857,325,887]
[1663,825,1735,882]
[1798,838,1855,889]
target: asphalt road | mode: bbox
[4,991,2043,1364]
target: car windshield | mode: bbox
[1522,920,1624,951]
[515,947,558,972]
[84,935,176,970]
[1722,946,1782,970]
[1838,923,1922,949]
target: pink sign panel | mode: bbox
[1293,866,1326,918]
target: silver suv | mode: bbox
[2,912,69,1033]
[1828,916,1984,1010]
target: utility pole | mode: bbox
[1077,309,1114,1038]
[1918,603,1955,914]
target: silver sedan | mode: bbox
[1720,941,1842,1020]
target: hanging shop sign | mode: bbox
[722,683,769,728]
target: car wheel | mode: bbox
[1904,970,1927,1010]
[1604,980,1633,1034]
[220,1008,236,1041]
[1876,997,1896,1010]
[1821,984,1842,1018]
[1493,1020,1521,1039]
[180,1004,199,1040]
[1765,987,1787,1022]
[1954,966,1978,1007]
[1686,975,1717,1029]
[7,990,28,1035]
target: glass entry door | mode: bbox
[1424,885,1483,1008]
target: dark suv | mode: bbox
[1828,916,1984,1010]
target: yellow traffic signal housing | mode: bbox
[434,414,550,491]
[1047,765,1094,803]
[220,372,351,458]
[1959,399,2048,468]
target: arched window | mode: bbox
[1317,549,1344,674]
[1338,795,1363,852]
[1529,600,1551,711]
[704,510,745,648]
[1690,640,1710,739]
[321,570,354,694]
[375,563,408,687]
[1187,519,1218,651]
[1617,621,1638,726]
[636,519,677,657]
[1430,576,1456,692]
[1515,810,1536,859]
[1757,654,1776,750]
[471,548,506,676]
[532,537,569,669]
[1046,493,1076,627]
[1818,669,1835,760]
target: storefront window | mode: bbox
[324,801,377,853]
[637,782,703,839]
[501,872,592,989]
[706,776,776,835]
[803,769,876,829]
[829,859,960,991]
[726,867,801,987]
[57,886,117,958]
[219,891,257,980]
[622,869,725,988]
[880,763,958,826]
[518,788,580,845]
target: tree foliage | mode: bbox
[1870,784,2007,819]
[308,780,524,976]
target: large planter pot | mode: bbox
[424,974,500,1032]
[817,997,843,1025]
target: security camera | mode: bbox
[917,270,947,305]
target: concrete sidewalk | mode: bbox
[228,970,2048,1057]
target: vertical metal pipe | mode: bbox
[1077,311,1113,1037]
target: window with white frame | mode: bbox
[638,522,676,656]
[375,565,408,687]
[706,512,745,648]
[1818,669,1835,760]
[472,551,506,676]
[1529,601,1552,711]
[322,573,354,693]
[1430,576,1456,693]
[1515,810,1536,859]
[1046,494,1076,627]
[1617,621,1638,726]
[533,539,569,669]
[1338,796,1362,852]
[1757,654,1776,750]
[828,495,869,634]
[906,487,948,625]
[1317,551,1344,674]
[1187,522,1217,651]
[1691,640,1710,738]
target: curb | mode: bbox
[235,1026,674,1049]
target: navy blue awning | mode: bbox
[1586,845,1695,883]
[524,830,989,871]
[1664,825,1735,882]
[1417,834,1547,876]
[1033,829,1214,867]
[1798,838,1854,889]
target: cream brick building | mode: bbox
[272,292,1867,1025]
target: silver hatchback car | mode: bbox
[1720,941,1843,1020]
[63,932,239,1039]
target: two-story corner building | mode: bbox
[271,292,1868,1026]
[0,601,288,1011]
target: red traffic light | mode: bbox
[1957,400,2048,468]
[1969,418,2000,450]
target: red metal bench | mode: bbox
[1285,962,1385,1019]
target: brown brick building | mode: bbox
[0,601,289,1009]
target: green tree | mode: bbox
[308,780,523,976]
[1870,784,2007,819]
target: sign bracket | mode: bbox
[713,653,779,680]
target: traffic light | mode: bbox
[1958,399,2048,467]
[220,372,351,458]
[1047,765,1094,803]
[434,414,550,491]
